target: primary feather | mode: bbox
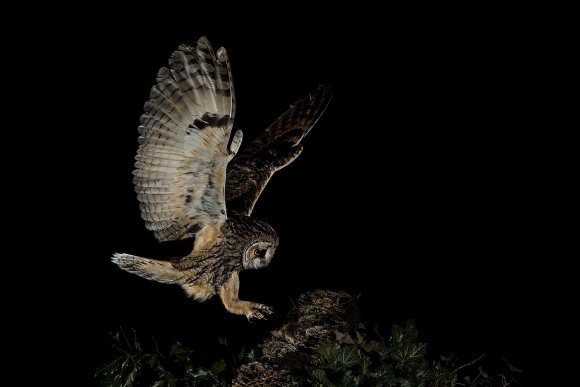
[226,85,332,215]
[134,36,237,242]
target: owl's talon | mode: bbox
[247,303,274,320]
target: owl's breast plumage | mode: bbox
[179,251,242,290]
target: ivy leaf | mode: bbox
[340,370,359,387]
[153,374,177,387]
[146,354,157,369]
[168,341,194,376]
[375,342,391,360]
[361,354,370,376]
[361,340,380,353]
[124,365,139,387]
[312,368,327,383]
[477,366,490,379]
[391,342,427,369]
[373,324,384,340]
[335,330,355,344]
[391,325,404,344]
[404,320,419,342]
[210,359,226,374]
[131,329,142,352]
[96,356,124,378]
[326,345,361,370]
[369,363,394,382]
[189,367,212,380]
[355,331,365,345]
[119,358,132,384]
[317,342,338,359]
[169,341,192,363]
[398,377,412,387]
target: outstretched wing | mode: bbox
[226,85,332,216]
[134,36,241,243]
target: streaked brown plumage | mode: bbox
[112,36,331,319]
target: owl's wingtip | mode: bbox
[311,85,334,105]
[315,84,334,95]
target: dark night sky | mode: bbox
[38,8,546,385]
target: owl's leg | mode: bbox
[219,271,273,320]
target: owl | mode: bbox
[112,36,331,320]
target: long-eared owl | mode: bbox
[112,36,331,319]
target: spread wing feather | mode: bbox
[134,36,238,243]
[226,85,332,215]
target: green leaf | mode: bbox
[391,342,427,369]
[123,365,139,387]
[120,327,133,352]
[372,324,384,340]
[404,319,419,341]
[339,370,359,387]
[326,345,361,370]
[477,366,489,379]
[355,331,365,345]
[147,354,157,369]
[398,377,412,387]
[501,356,523,374]
[210,359,226,374]
[375,342,391,360]
[312,368,327,383]
[335,330,355,344]
[130,329,142,352]
[431,362,453,383]
[153,373,177,387]
[369,363,394,382]
[119,358,132,382]
[189,367,212,380]
[169,341,192,363]
[317,342,339,359]
[391,324,404,344]
[360,340,380,353]
[96,357,124,378]
[361,354,370,376]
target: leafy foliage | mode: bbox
[97,291,521,386]
[95,328,229,386]
[309,320,520,386]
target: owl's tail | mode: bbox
[111,253,183,284]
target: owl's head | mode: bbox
[223,215,279,270]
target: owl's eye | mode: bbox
[254,249,267,258]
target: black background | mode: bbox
[33,7,546,385]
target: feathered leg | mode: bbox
[219,271,273,320]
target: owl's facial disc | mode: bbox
[243,241,276,270]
